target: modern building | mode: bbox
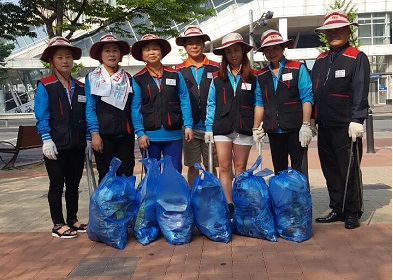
[1,0,391,113]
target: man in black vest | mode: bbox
[175,26,220,187]
[312,9,370,229]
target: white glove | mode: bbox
[42,139,58,160]
[348,122,364,142]
[204,131,214,143]
[252,122,266,143]
[85,140,93,160]
[310,119,317,137]
[299,124,313,148]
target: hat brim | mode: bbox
[89,41,130,61]
[213,42,253,56]
[314,22,358,32]
[256,39,294,52]
[175,34,211,46]
[131,38,172,61]
[40,46,82,63]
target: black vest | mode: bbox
[175,60,219,124]
[133,67,183,130]
[212,74,256,136]
[93,73,134,137]
[257,60,302,133]
[312,46,360,126]
[39,74,86,150]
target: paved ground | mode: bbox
[0,105,391,279]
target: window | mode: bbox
[358,13,391,45]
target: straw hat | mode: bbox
[256,29,294,52]
[131,34,171,61]
[40,36,82,63]
[213,33,253,56]
[89,34,130,61]
[175,25,211,46]
[315,9,359,32]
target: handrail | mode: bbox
[0,113,35,127]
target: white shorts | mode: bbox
[214,131,253,146]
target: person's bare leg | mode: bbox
[214,141,234,204]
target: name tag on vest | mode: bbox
[335,70,345,78]
[282,73,293,81]
[241,83,252,90]
[166,78,176,86]
[78,95,86,103]
[207,72,213,79]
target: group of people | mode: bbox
[34,9,370,239]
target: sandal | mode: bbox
[52,223,78,239]
[67,219,88,233]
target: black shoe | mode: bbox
[228,203,234,219]
[345,215,360,229]
[315,211,345,223]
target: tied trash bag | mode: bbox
[232,156,277,242]
[156,155,194,245]
[133,158,160,245]
[87,157,137,249]
[191,163,231,243]
[269,167,312,243]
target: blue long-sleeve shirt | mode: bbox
[131,71,193,141]
[34,76,90,141]
[205,67,263,132]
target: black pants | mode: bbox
[318,125,363,216]
[94,135,135,183]
[268,131,305,175]
[44,147,85,225]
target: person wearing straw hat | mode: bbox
[204,32,264,217]
[85,34,135,183]
[175,25,220,187]
[131,34,193,173]
[312,9,370,229]
[255,29,314,176]
[34,36,88,238]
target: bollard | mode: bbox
[365,108,375,153]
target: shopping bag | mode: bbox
[156,155,194,245]
[232,156,277,241]
[191,163,231,243]
[87,157,137,249]
[133,158,161,245]
[269,167,312,242]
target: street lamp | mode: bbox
[249,10,274,66]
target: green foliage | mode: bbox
[317,0,359,53]
[0,2,37,40]
[9,0,213,42]
[0,43,14,83]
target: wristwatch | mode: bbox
[302,121,311,126]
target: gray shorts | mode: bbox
[183,129,219,168]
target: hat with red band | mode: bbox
[256,29,294,52]
[40,36,82,63]
[315,9,358,32]
[131,34,172,61]
[213,33,253,56]
[176,25,211,46]
[89,34,130,61]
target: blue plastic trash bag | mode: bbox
[156,155,194,245]
[269,167,312,243]
[232,156,277,241]
[133,158,161,245]
[191,163,231,243]
[87,157,137,249]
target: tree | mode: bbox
[5,0,213,42]
[0,43,14,84]
[317,0,359,52]
[0,2,37,40]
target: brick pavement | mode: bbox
[0,122,391,279]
